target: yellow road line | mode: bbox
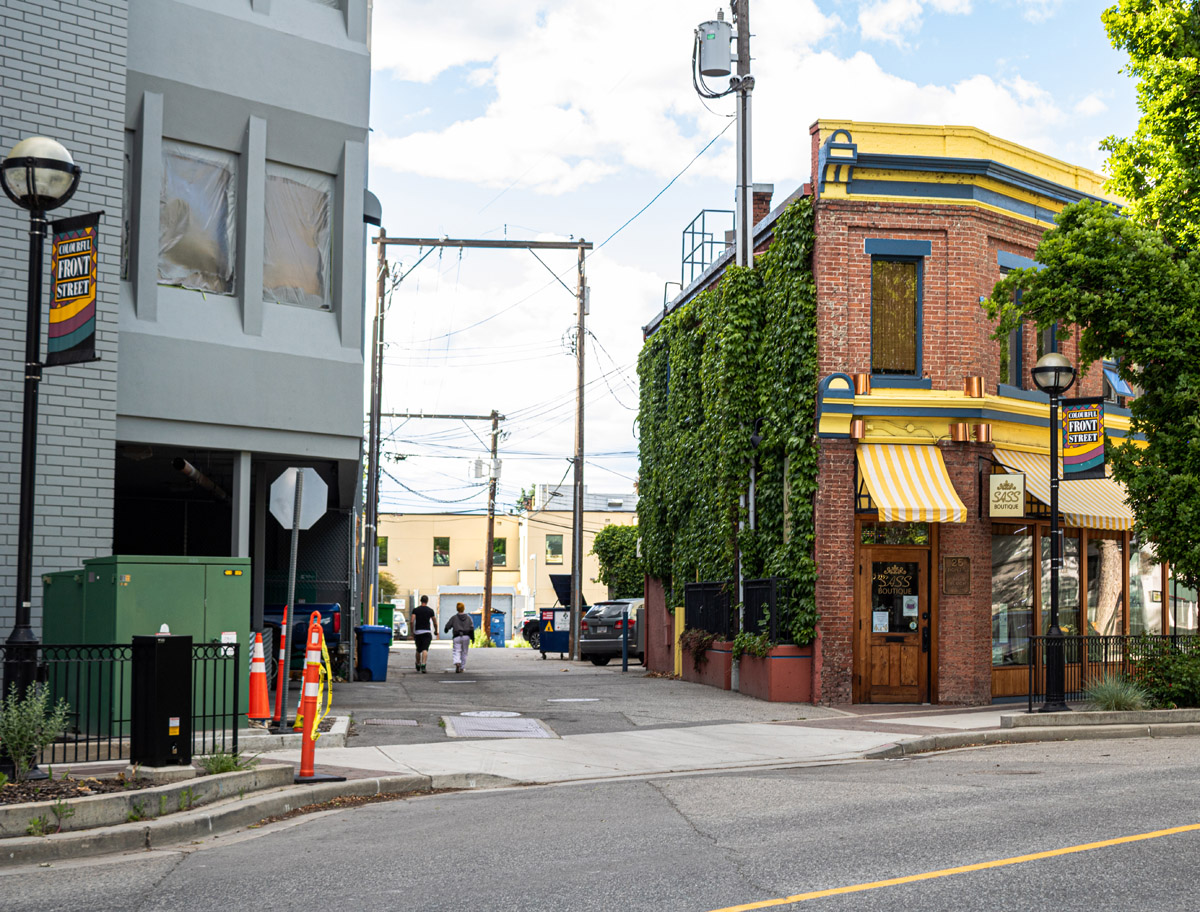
[709,822,1200,911]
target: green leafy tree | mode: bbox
[378,570,398,601]
[590,524,644,599]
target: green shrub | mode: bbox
[197,749,259,775]
[0,684,71,782]
[1132,643,1200,708]
[471,630,494,648]
[1083,675,1149,711]
[0,771,8,789]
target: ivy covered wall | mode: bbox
[636,198,819,644]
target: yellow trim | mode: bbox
[816,119,1119,202]
[708,822,1200,911]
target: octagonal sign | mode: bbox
[269,467,328,530]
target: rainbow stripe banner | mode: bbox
[1061,396,1106,480]
[47,211,102,367]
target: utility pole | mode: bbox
[363,227,387,629]
[734,0,754,268]
[482,409,500,639]
[571,241,587,661]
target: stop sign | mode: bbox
[269,467,328,530]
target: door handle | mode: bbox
[921,626,930,653]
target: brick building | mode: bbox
[640,120,1197,705]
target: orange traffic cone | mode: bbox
[248,632,270,722]
[294,612,344,784]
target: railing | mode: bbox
[1026,634,1200,711]
[2,642,241,764]
[684,580,734,639]
[743,577,792,640]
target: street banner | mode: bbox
[46,211,103,367]
[1061,396,1106,480]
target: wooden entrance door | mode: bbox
[860,547,930,702]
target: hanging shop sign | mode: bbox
[989,473,1025,518]
[46,211,103,367]
[1061,396,1106,480]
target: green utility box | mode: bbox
[42,555,252,735]
[377,603,395,644]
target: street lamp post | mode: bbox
[1,137,82,705]
[1031,351,1076,713]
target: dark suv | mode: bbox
[580,599,645,665]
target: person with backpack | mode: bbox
[444,601,475,673]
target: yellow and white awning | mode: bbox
[993,449,1134,531]
[856,444,967,523]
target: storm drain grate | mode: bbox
[447,717,552,739]
[362,719,418,726]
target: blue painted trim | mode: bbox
[865,239,931,257]
[818,130,858,193]
[818,432,851,439]
[849,179,1061,224]
[870,376,932,389]
[818,372,856,398]
[870,255,923,377]
[852,152,1117,209]
[997,250,1044,272]
[1105,402,1132,419]
[821,403,855,414]
[1103,367,1134,398]
[998,383,1049,404]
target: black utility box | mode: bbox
[130,634,193,766]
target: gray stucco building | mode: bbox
[1,0,372,635]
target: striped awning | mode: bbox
[856,444,967,523]
[993,449,1134,531]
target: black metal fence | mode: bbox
[1,642,241,764]
[743,577,792,640]
[684,581,734,639]
[1026,634,1200,711]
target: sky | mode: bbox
[365,0,1138,516]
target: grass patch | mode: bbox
[1084,675,1150,711]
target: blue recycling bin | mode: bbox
[468,611,507,646]
[355,624,391,682]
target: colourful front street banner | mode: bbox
[1061,396,1106,480]
[47,211,102,367]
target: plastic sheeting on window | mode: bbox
[159,140,237,295]
[263,162,333,310]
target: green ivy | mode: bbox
[637,198,819,644]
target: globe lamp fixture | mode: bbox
[1,136,81,213]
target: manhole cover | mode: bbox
[362,719,418,726]
[547,698,599,703]
[448,717,552,739]
[461,711,520,718]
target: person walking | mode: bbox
[444,602,474,673]
[410,595,436,673]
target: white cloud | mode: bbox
[1074,92,1108,117]
[859,0,926,45]
[1013,0,1063,23]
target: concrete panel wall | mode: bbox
[0,1,129,632]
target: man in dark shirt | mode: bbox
[410,595,436,673]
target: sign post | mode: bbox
[268,467,328,728]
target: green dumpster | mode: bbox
[377,603,396,644]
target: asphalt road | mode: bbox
[5,736,1199,911]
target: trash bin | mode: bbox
[377,603,395,644]
[355,624,391,681]
[490,610,506,647]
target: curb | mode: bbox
[863,722,1200,759]
[240,715,351,752]
[0,773,430,869]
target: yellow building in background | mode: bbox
[376,484,638,632]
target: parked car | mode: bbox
[521,614,542,649]
[393,615,409,640]
[263,603,343,667]
[580,599,645,665]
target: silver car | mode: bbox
[580,599,645,665]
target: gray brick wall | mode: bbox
[0,1,126,635]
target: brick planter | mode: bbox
[680,641,733,690]
[738,644,813,703]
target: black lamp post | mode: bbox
[1031,351,1076,713]
[1,137,82,706]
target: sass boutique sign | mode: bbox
[1061,396,1106,480]
[47,212,103,366]
[989,473,1025,518]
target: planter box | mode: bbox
[681,641,733,690]
[738,644,813,703]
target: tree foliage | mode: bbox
[378,570,398,600]
[1101,0,1200,247]
[637,198,819,643]
[590,524,643,598]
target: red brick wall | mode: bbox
[814,438,856,703]
[644,576,673,674]
[753,189,773,227]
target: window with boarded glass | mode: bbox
[871,259,919,375]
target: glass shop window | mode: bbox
[992,523,1034,666]
[263,162,333,310]
[860,522,929,546]
[1040,528,1080,634]
[159,140,237,294]
[1168,567,1198,635]
[1129,535,1163,635]
[1086,531,1125,635]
